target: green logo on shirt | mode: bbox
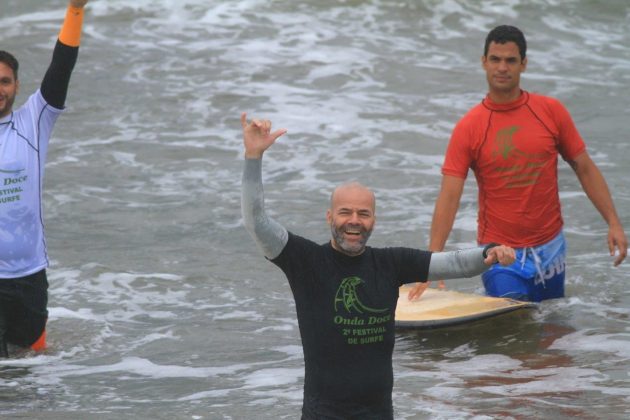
[334,276,388,315]
[493,126,519,159]
[491,125,552,188]
[333,277,390,345]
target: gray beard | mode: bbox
[330,224,371,256]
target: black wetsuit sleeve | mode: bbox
[40,40,78,109]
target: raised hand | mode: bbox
[241,113,287,159]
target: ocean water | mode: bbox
[1,0,629,418]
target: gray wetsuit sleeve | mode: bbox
[427,248,488,280]
[241,158,289,259]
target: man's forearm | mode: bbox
[40,4,85,108]
[241,158,288,259]
[40,41,78,108]
[575,158,622,228]
[428,175,464,251]
[427,248,487,280]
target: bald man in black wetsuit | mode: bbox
[239,113,516,419]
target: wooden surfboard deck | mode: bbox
[396,286,536,329]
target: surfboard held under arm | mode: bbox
[395,285,536,329]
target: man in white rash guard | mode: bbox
[239,113,516,419]
[0,0,89,357]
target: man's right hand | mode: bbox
[241,113,287,159]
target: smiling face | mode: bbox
[326,183,376,256]
[482,41,527,103]
[0,61,19,119]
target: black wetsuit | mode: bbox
[272,233,431,419]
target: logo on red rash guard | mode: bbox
[490,125,551,188]
[493,126,519,160]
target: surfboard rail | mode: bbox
[395,286,537,329]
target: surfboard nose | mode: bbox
[395,286,536,329]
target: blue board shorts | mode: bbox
[482,231,566,302]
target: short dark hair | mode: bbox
[0,50,19,80]
[484,25,527,60]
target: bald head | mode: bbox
[329,182,376,213]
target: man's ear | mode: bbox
[326,209,332,225]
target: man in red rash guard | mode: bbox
[409,25,627,302]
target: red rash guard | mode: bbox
[442,91,586,247]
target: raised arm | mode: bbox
[569,151,627,266]
[240,113,289,259]
[40,0,88,108]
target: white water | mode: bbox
[1,0,629,418]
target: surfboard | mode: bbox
[395,286,536,329]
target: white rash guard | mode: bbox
[0,90,62,278]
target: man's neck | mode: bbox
[0,111,12,123]
[330,239,366,257]
[488,88,522,104]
